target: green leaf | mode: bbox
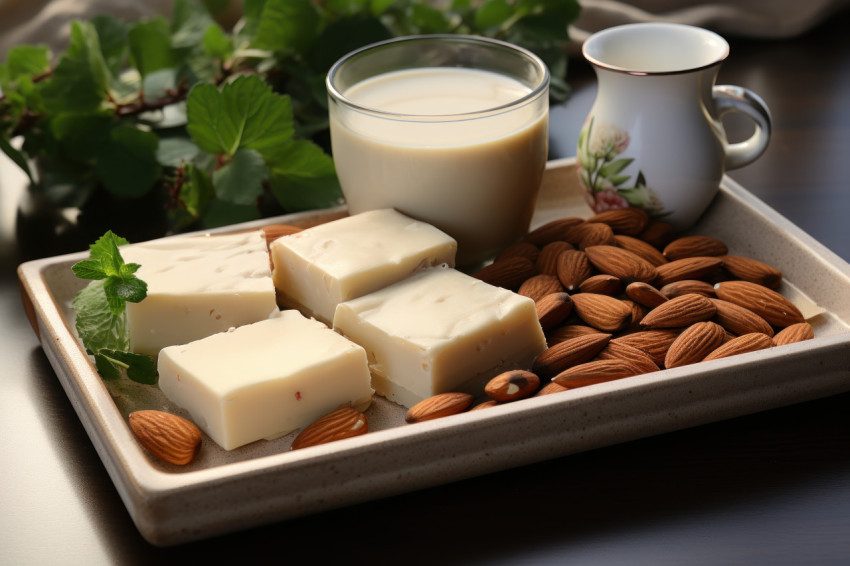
[599,157,634,177]
[95,125,161,198]
[40,21,110,113]
[0,136,34,183]
[202,23,233,60]
[186,74,295,157]
[409,2,452,33]
[72,280,130,352]
[253,0,320,54]
[171,0,215,49]
[202,197,261,228]
[91,15,128,75]
[98,350,158,384]
[269,139,342,210]
[156,135,202,167]
[128,18,176,77]
[475,0,514,30]
[2,44,50,82]
[212,148,268,205]
[179,163,215,218]
[310,16,392,71]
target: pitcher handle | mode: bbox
[713,84,772,170]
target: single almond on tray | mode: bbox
[710,298,774,337]
[579,273,622,295]
[773,322,815,346]
[474,256,537,290]
[660,279,716,298]
[613,235,668,266]
[639,293,717,329]
[496,241,540,264]
[537,241,574,275]
[519,274,564,302]
[129,410,202,466]
[584,245,659,283]
[546,324,603,346]
[654,256,723,287]
[291,406,369,450]
[720,255,783,289]
[663,235,728,260]
[714,280,804,327]
[536,292,574,331]
[611,329,680,366]
[405,392,474,423]
[556,249,594,291]
[596,341,659,374]
[571,292,633,332]
[587,207,649,235]
[524,217,585,246]
[485,369,540,402]
[702,332,774,362]
[552,359,641,388]
[664,321,726,368]
[532,332,612,378]
[625,281,669,308]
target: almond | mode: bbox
[621,299,646,331]
[714,280,804,327]
[405,392,474,423]
[720,255,783,289]
[625,281,668,308]
[129,410,202,466]
[534,381,569,396]
[474,256,537,290]
[587,207,649,235]
[532,332,612,378]
[654,256,723,287]
[596,341,659,374]
[773,322,815,346]
[536,292,574,331]
[571,292,633,332]
[552,359,641,388]
[613,235,668,266]
[519,274,564,302]
[638,220,675,249]
[664,321,726,368]
[639,293,717,329]
[710,298,774,337]
[611,330,680,366]
[663,235,728,260]
[579,274,622,295]
[290,406,369,450]
[575,222,616,249]
[262,224,303,247]
[524,217,586,245]
[556,249,594,291]
[484,369,540,402]
[537,241,574,275]
[470,399,500,411]
[660,279,716,298]
[496,241,540,264]
[702,332,774,361]
[546,324,602,346]
[584,245,658,283]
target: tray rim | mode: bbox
[17,157,850,546]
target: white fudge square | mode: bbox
[270,209,456,324]
[333,265,547,408]
[123,230,277,356]
[158,310,374,451]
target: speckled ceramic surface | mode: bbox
[18,158,850,546]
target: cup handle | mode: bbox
[713,84,772,170]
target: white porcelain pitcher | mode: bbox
[577,23,771,230]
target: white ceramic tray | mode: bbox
[17,158,850,546]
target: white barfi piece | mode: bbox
[123,230,277,356]
[270,209,456,324]
[333,265,547,408]
[158,310,374,451]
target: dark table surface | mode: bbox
[2,10,849,565]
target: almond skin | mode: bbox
[129,410,202,466]
[702,332,774,361]
[579,274,622,295]
[596,341,659,374]
[714,280,804,327]
[534,381,570,396]
[496,241,540,265]
[625,281,669,309]
[571,292,633,332]
[564,222,614,248]
[587,207,649,235]
[584,245,658,283]
[519,274,564,302]
[639,293,717,329]
[664,321,726,368]
[611,330,680,366]
[660,279,716,298]
[710,298,774,337]
[485,370,540,402]
[621,299,646,332]
[546,324,603,346]
[654,256,723,287]
[405,392,474,423]
[552,359,641,388]
[474,256,538,290]
[537,241,574,275]
[556,249,594,291]
[524,217,585,245]
[532,332,612,378]
[469,399,500,411]
[773,322,815,346]
[536,292,574,331]
[291,406,369,450]
[638,220,675,249]
[613,235,668,266]
[663,235,728,260]
[720,255,783,289]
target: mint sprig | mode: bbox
[71,231,157,384]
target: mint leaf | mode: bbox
[97,350,158,384]
[72,230,147,315]
[72,280,130,352]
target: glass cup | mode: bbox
[327,35,550,267]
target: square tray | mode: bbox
[17,158,850,546]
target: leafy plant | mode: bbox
[0,0,579,232]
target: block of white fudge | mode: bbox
[123,230,277,356]
[158,310,374,451]
[270,209,456,324]
[333,265,547,408]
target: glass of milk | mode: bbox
[327,35,550,268]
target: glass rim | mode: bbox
[326,34,550,121]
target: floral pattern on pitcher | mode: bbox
[577,118,665,215]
